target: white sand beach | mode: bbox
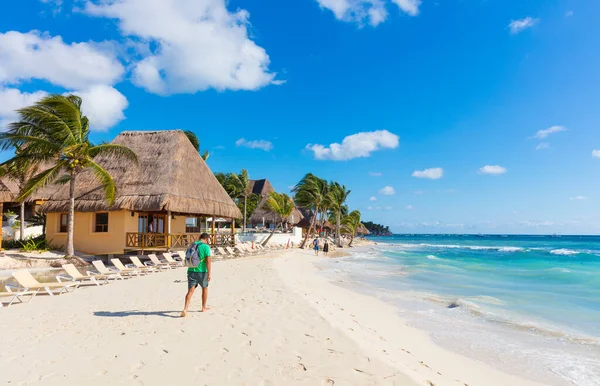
[1,249,543,386]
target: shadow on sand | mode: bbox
[93,310,192,319]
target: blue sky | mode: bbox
[1,0,599,234]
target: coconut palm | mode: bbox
[230,169,250,232]
[183,130,209,161]
[342,210,361,247]
[0,94,137,257]
[328,182,351,247]
[293,173,328,248]
[261,192,294,246]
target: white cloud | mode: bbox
[536,142,550,150]
[367,206,373,210]
[570,195,587,201]
[236,138,273,151]
[369,196,377,201]
[379,186,396,195]
[412,167,443,180]
[369,172,382,177]
[306,130,399,161]
[518,221,554,228]
[0,88,48,130]
[508,17,540,34]
[406,205,413,210]
[84,0,276,95]
[592,150,600,158]
[73,85,128,131]
[384,206,393,210]
[565,10,574,17]
[315,0,419,26]
[479,165,507,175]
[391,0,421,16]
[0,30,124,89]
[534,125,567,139]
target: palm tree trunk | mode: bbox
[19,201,25,241]
[299,207,318,248]
[336,211,341,247]
[262,220,281,246]
[349,233,355,247]
[0,202,3,253]
[243,195,247,233]
[66,171,76,257]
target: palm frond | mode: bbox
[18,163,65,202]
[87,160,117,205]
[89,143,138,163]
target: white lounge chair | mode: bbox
[57,264,111,286]
[12,270,80,296]
[0,287,36,307]
[92,261,125,280]
[226,246,243,257]
[111,259,143,276]
[129,256,158,273]
[216,247,231,258]
[147,254,172,270]
[162,253,183,268]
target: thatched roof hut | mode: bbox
[249,197,304,225]
[357,223,371,235]
[295,208,313,229]
[41,130,242,218]
[0,175,57,203]
[0,179,14,203]
[247,179,274,197]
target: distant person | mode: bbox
[181,233,212,317]
[323,240,329,257]
[313,237,320,256]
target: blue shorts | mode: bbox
[187,271,208,289]
[314,245,319,250]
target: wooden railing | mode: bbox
[126,232,235,249]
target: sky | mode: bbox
[1,0,599,234]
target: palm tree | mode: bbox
[293,173,328,248]
[261,192,294,246]
[328,182,351,247]
[230,169,250,232]
[0,94,137,257]
[183,130,209,161]
[342,210,361,247]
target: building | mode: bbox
[42,130,241,255]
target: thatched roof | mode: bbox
[357,224,370,235]
[247,179,274,197]
[41,130,242,218]
[249,197,304,225]
[0,160,60,203]
[296,208,313,228]
[0,179,14,203]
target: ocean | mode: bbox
[319,235,600,386]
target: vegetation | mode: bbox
[342,210,362,247]
[261,192,294,246]
[215,169,257,224]
[237,193,259,222]
[183,130,209,161]
[1,235,61,252]
[293,173,329,248]
[362,221,392,236]
[229,169,251,232]
[328,182,351,247]
[0,94,137,257]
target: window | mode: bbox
[186,217,200,233]
[59,213,68,233]
[94,213,109,233]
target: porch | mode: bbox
[125,231,235,252]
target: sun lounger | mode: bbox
[226,246,243,257]
[162,253,183,268]
[216,247,231,258]
[12,270,80,296]
[147,254,172,270]
[92,261,126,279]
[57,264,111,286]
[111,259,144,276]
[129,256,159,273]
[0,287,36,307]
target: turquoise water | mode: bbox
[322,235,600,386]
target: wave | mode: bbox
[426,255,438,260]
[393,243,525,252]
[550,249,580,256]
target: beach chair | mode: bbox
[235,244,252,255]
[129,256,159,273]
[57,264,111,286]
[92,261,125,280]
[111,259,144,276]
[12,270,80,296]
[216,247,231,258]
[226,246,243,257]
[147,254,172,270]
[162,253,183,268]
[0,287,36,307]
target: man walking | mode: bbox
[181,233,212,317]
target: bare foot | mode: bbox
[180,311,187,317]
[201,307,211,312]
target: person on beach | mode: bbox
[323,240,329,257]
[313,237,320,256]
[181,233,212,317]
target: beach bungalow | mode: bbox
[42,130,242,256]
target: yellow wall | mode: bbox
[46,211,192,255]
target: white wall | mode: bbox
[236,227,303,246]
[2,224,44,241]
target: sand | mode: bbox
[0,249,543,385]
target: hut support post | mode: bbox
[211,218,216,246]
[0,202,3,253]
[167,211,172,248]
[231,218,235,246]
